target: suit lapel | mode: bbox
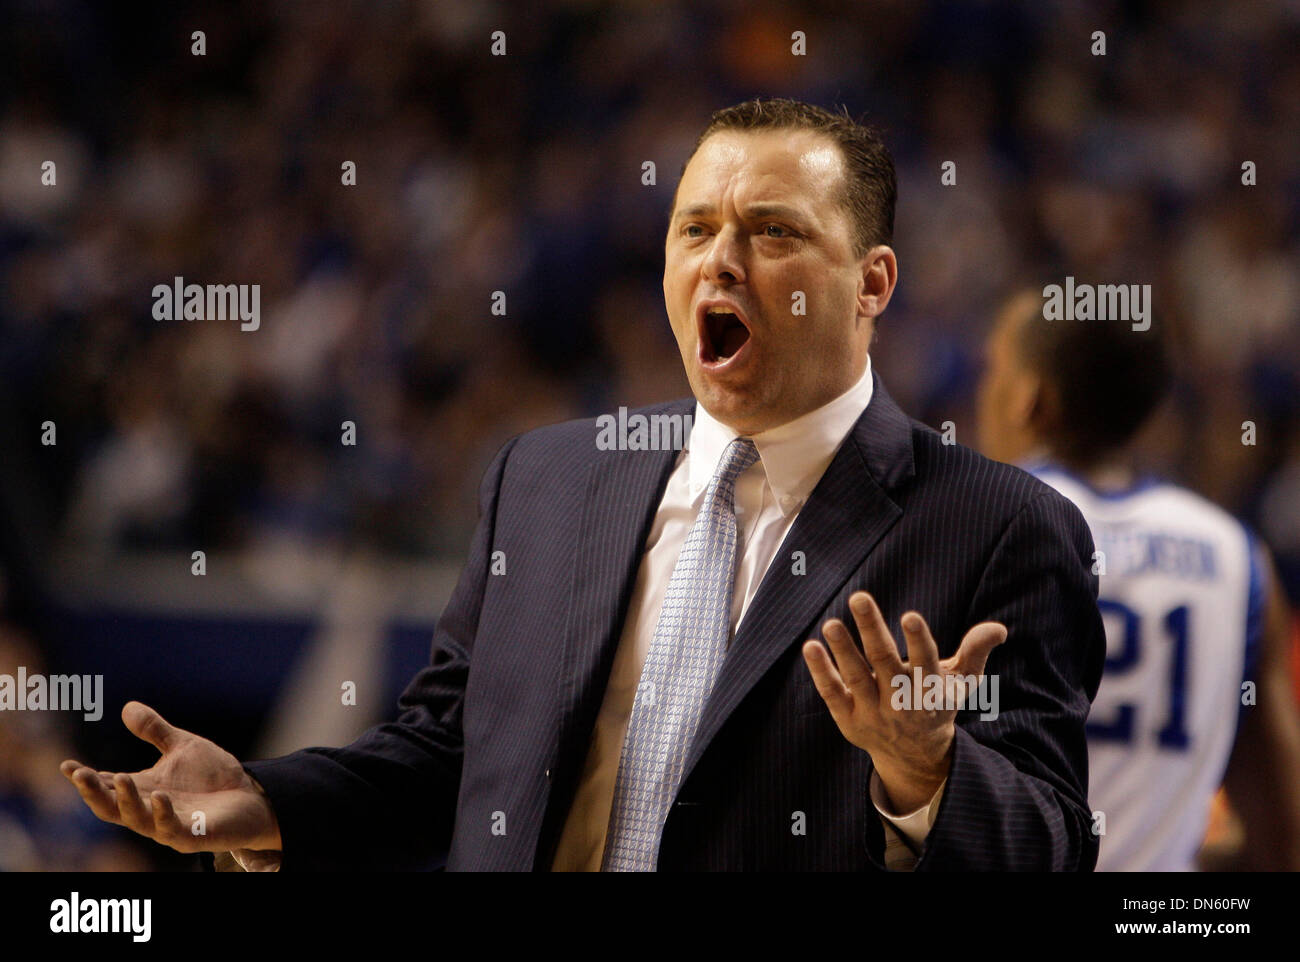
[548,403,689,788]
[681,372,916,781]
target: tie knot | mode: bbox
[711,437,760,490]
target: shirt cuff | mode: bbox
[870,771,946,851]
[228,850,283,872]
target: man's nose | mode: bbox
[702,227,746,285]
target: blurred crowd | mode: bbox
[1,0,1299,867]
[3,0,1298,579]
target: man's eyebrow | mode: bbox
[672,202,811,223]
[673,203,714,221]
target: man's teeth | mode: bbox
[707,307,734,314]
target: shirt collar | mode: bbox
[687,356,874,517]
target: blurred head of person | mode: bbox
[663,98,898,435]
[976,287,1172,474]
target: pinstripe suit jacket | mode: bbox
[245,372,1106,870]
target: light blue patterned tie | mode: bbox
[602,436,761,871]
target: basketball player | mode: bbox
[975,288,1300,870]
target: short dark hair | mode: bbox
[680,97,897,256]
[1008,288,1173,465]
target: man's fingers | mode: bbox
[848,592,906,677]
[122,701,179,754]
[820,617,876,692]
[802,640,852,717]
[952,621,1009,677]
[114,773,154,835]
[67,766,121,823]
[899,611,941,675]
[150,791,186,844]
[63,756,181,844]
[59,758,110,786]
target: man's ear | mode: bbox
[857,245,898,321]
[1022,373,1059,439]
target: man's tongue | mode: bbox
[712,315,750,359]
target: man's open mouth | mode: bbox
[697,302,752,364]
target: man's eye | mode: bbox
[763,224,789,238]
[683,225,706,238]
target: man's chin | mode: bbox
[693,380,774,435]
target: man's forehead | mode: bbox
[677,129,846,204]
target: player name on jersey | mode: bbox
[1093,527,1217,580]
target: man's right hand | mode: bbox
[60,701,283,857]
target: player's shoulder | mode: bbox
[1029,463,1250,542]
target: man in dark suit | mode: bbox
[62,98,1105,871]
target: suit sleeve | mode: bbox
[240,436,517,870]
[912,489,1106,871]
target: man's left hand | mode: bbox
[802,591,1007,813]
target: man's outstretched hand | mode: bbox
[803,591,1008,813]
[60,701,282,858]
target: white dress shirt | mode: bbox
[551,356,945,871]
